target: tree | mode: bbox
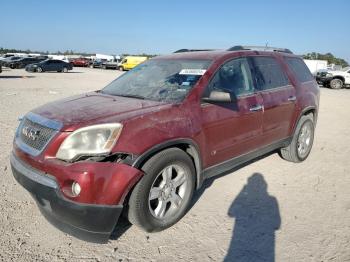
[303,52,349,67]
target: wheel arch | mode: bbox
[132,139,203,190]
[332,75,345,83]
[293,106,317,134]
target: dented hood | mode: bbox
[31,92,171,131]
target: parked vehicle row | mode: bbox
[1,53,150,74]
[7,57,48,69]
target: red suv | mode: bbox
[11,46,319,243]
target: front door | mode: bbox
[201,57,264,168]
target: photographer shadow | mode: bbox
[224,173,281,262]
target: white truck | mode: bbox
[316,67,350,89]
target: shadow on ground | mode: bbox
[0,76,35,79]
[110,151,281,256]
[224,173,281,262]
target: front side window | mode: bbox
[204,58,254,97]
[251,56,289,90]
[102,59,211,102]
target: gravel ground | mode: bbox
[0,67,349,262]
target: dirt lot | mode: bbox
[0,67,349,262]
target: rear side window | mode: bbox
[285,57,314,83]
[250,56,289,90]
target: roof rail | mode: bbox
[227,45,293,54]
[173,49,215,53]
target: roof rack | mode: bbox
[173,49,215,53]
[227,45,293,54]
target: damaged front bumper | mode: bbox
[10,153,123,243]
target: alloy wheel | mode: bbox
[148,164,189,219]
[297,121,313,158]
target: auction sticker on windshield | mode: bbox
[179,69,206,75]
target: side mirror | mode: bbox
[202,90,232,103]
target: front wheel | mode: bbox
[127,148,195,232]
[118,66,124,71]
[330,78,343,89]
[279,114,315,163]
[36,67,43,73]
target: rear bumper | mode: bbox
[10,153,122,243]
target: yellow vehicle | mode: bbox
[118,56,148,71]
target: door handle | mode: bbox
[288,96,297,102]
[250,104,264,112]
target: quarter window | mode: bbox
[205,58,254,97]
[285,57,314,83]
[251,56,289,90]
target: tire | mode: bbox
[127,148,195,232]
[329,78,343,89]
[62,67,68,73]
[279,114,315,163]
[36,67,43,73]
[118,66,124,71]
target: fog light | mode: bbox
[71,181,81,196]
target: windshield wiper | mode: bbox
[113,94,145,100]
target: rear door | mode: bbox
[201,57,264,168]
[249,56,297,145]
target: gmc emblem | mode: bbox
[22,126,40,141]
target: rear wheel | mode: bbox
[118,66,124,71]
[330,78,343,89]
[279,114,315,163]
[62,67,68,73]
[127,148,195,232]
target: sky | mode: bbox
[1,0,349,62]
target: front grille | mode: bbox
[19,118,56,151]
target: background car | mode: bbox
[1,56,22,67]
[101,58,121,69]
[71,58,91,67]
[25,59,73,73]
[118,56,148,71]
[90,59,106,68]
[316,67,350,89]
[8,57,47,69]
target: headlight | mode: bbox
[326,73,333,77]
[56,123,123,161]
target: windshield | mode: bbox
[102,59,211,102]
